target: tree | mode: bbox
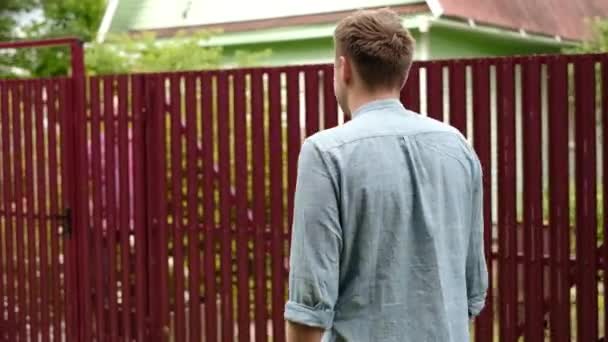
[0,0,38,40]
[570,17,608,53]
[1,0,271,77]
[0,0,38,76]
[0,0,105,77]
[85,30,272,75]
[85,30,227,75]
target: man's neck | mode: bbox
[348,90,401,115]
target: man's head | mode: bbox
[333,8,415,115]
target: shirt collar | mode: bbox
[351,98,406,119]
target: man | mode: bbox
[284,8,488,342]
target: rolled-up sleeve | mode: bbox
[466,159,489,317]
[285,139,342,330]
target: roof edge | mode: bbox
[432,17,578,46]
[127,3,430,38]
[200,15,428,47]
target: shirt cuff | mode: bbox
[468,295,486,317]
[284,301,335,329]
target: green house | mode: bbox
[100,0,607,66]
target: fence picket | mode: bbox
[185,73,202,342]
[103,76,120,342]
[427,62,444,121]
[548,56,571,342]
[522,58,544,341]
[233,70,251,342]
[473,60,493,342]
[574,56,599,342]
[497,59,518,342]
[251,69,268,342]
[402,64,420,112]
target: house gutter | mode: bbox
[430,17,578,47]
[97,0,120,43]
[201,15,430,47]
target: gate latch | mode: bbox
[55,207,72,238]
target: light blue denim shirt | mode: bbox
[285,99,488,342]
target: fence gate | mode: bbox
[0,78,79,341]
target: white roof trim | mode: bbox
[425,0,444,17]
[97,0,120,43]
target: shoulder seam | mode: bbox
[314,129,463,152]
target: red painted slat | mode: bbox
[117,75,132,341]
[89,76,107,341]
[1,81,16,342]
[548,56,571,342]
[574,56,598,342]
[146,74,170,340]
[286,70,301,242]
[103,76,120,342]
[426,62,443,121]
[268,69,286,341]
[63,70,87,341]
[472,60,493,341]
[170,73,186,342]
[143,75,158,340]
[497,60,518,342]
[158,76,171,339]
[12,81,27,341]
[323,65,338,129]
[62,77,79,340]
[522,58,544,341]
[217,71,235,342]
[251,68,268,342]
[603,55,608,338]
[62,75,80,342]
[305,67,320,137]
[449,61,467,134]
[201,72,218,341]
[131,74,147,342]
[0,82,6,341]
[30,79,43,342]
[48,80,63,342]
[184,73,202,342]
[233,70,251,342]
[0,82,4,341]
[36,80,50,342]
[401,64,420,112]
[23,80,37,342]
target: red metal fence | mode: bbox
[1,49,607,341]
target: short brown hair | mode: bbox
[334,8,415,90]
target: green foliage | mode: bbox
[85,30,273,75]
[85,30,225,74]
[0,0,38,77]
[0,0,38,40]
[1,0,272,77]
[234,48,273,67]
[569,17,608,53]
[0,0,105,77]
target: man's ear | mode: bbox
[338,56,352,85]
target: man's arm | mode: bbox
[286,321,325,342]
[285,140,342,342]
[466,158,489,318]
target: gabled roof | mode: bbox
[146,3,429,38]
[438,0,608,40]
[100,0,608,43]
